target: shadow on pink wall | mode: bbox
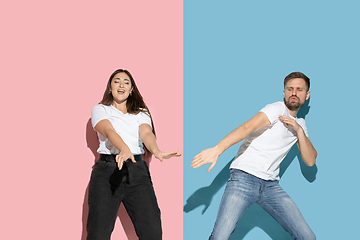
[81,118,150,240]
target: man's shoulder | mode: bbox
[259,101,286,124]
[267,101,285,108]
[261,101,285,112]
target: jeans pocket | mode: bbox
[228,169,251,184]
[128,161,151,183]
[137,161,150,176]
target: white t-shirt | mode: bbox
[91,104,152,155]
[230,101,308,181]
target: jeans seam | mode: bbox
[258,200,297,239]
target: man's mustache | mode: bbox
[289,96,299,101]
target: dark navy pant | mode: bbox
[87,154,162,240]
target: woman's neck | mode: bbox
[112,101,127,114]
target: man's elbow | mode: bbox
[306,160,316,167]
[305,153,317,167]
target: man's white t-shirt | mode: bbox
[230,101,308,181]
[91,104,152,155]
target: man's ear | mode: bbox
[306,91,311,100]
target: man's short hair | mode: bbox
[284,72,310,91]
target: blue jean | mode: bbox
[209,169,315,240]
[87,154,162,240]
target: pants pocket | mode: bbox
[128,161,151,184]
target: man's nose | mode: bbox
[292,89,297,96]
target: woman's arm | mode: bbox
[94,119,135,169]
[139,124,181,161]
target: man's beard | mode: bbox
[283,97,304,111]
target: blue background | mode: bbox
[183,0,360,239]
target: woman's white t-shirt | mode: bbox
[91,104,152,155]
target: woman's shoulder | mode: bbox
[93,103,110,111]
[136,108,151,117]
[92,103,109,110]
[134,109,152,126]
[92,104,113,116]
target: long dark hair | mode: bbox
[99,69,156,155]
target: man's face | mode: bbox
[283,78,310,111]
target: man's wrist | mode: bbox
[214,145,224,156]
[296,127,305,136]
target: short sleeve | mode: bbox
[137,111,152,130]
[296,118,309,137]
[260,103,282,124]
[91,104,108,129]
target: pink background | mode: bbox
[0,1,183,239]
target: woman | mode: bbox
[87,69,181,240]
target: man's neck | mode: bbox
[288,108,298,118]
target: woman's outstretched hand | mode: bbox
[116,147,135,170]
[154,151,182,162]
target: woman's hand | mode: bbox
[153,151,182,162]
[139,124,181,162]
[94,119,134,170]
[115,147,136,170]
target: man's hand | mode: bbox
[278,115,301,132]
[191,146,222,172]
[191,112,270,172]
[279,115,317,166]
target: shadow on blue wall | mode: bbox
[184,99,318,239]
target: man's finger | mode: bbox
[208,162,216,172]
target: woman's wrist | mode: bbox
[119,146,131,153]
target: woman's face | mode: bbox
[110,72,133,104]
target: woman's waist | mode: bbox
[98,154,143,163]
[97,141,145,155]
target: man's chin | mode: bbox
[284,100,301,111]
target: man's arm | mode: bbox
[296,129,317,166]
[278,116,317,166]
[191,112,271,172]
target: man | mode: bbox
[191,72,317,240]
